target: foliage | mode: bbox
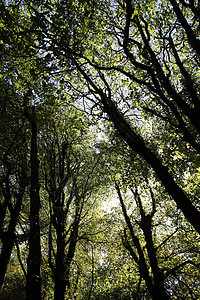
[0,258,26,300]
[0,0,200,299]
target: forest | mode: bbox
[0,0,200,299]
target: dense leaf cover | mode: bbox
[0,0,200,299]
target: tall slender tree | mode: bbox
[24,90,42,300]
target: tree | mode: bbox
[92,136,200,298]
[71,0,200,234]
[42,110,105,300]
[23,90,42,300]
[8,0,199,233]
[0,79,29,292]
[116,183,169,300]
[1,0,200,298]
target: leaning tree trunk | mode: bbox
[100,91,200,235]
[0,176,25,292]
[0,205,21,291]
[75,49,200,235]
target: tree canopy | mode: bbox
[0,0,200,299]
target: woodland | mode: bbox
[0,0,200,299]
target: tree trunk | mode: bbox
[0,191,24,292]
[117,185,169,299]
[0,233,15,291]
[102,94,200,235]
[169,0,200,56]
[76,62,200,235]
[141,218,169,299]
[54,279,68,300]
[54,219,68,300]
[25,106,41,300]
[53,215,79,300]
